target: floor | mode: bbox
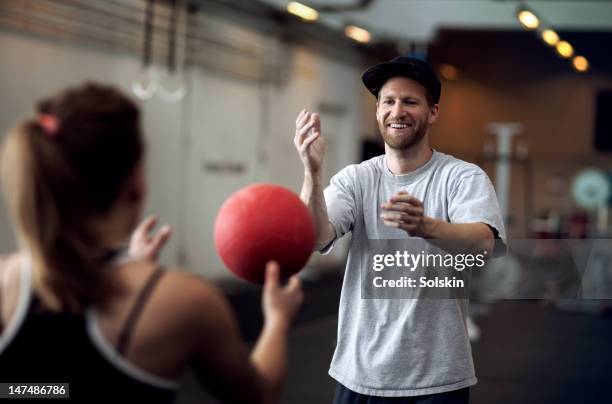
[175,272,612,404]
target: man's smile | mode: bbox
[387,122,413,130]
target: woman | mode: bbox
[0,83,303,403]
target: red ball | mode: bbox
[214,183,316,284]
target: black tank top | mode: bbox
[0,259,177,403]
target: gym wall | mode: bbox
[428,29,612,237]
[0,1,363,279]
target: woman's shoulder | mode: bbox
[0,252,25,331]
[157,268,228,318]
[115,260,226,312]
[157,271,244,363]
[115,261,234,342]
[0,252,22,274]
[0,252,25,293]
[103,261,235,371]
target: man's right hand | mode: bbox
[294,109,335,250]
[294,109,325,176]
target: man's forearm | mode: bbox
[420,219,494,256]
[301,171,335,250]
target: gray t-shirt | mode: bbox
[323,150,506,397]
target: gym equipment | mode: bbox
[214,183,315,284]
[571,168,610,210]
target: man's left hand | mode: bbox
[380,191,428,237]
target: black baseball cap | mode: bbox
[362,56,441,104]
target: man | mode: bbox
[294,55,506,403]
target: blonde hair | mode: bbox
[1,83,143,313]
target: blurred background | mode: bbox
[0,0,611,403]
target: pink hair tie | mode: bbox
[38,113,59,138]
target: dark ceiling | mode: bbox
[428,29,612,82]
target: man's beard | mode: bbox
[379,122,428,150]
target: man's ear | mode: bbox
[428,104,440,125]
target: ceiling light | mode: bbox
[345,25,371,43]
[286,1,318,21]
[556,41,574,58]
[515,6,590,73]
[517,9,539,30]
[572,56,589,72]
[541,29,559,46]
[439,64,459,81]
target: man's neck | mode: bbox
[385,141,433,175]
